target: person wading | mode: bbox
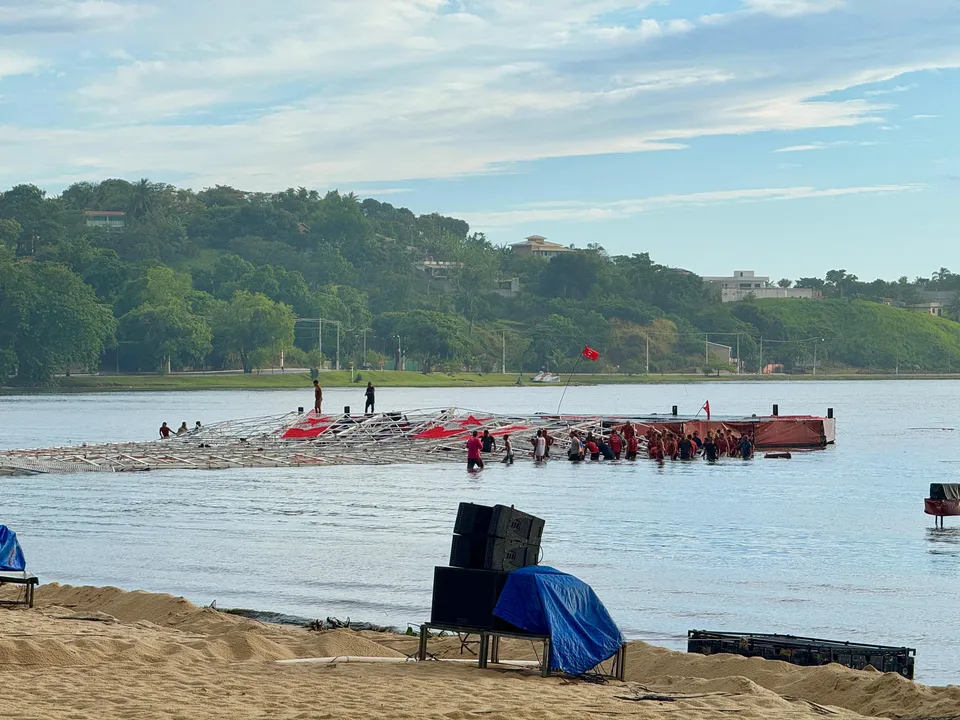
[313,379,323,414]
[466,431,484,471]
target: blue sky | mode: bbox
[0,0,956,281]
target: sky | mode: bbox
[0,0,957,281]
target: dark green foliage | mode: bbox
[0,178,957,383]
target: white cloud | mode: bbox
[742,0,847,17]
[459,184,927,228]
[774,140,881,152]
[0,51,40,78]
[911,114,939,119]
[863,83,917,96]
[0,0,958,190]
[0,1,144,34]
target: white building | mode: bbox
[702,270,818,303]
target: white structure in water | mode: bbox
[702,270,819,303]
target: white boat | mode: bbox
[531,371,560,383]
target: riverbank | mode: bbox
[2,583,959,720]
[7,369,960,393]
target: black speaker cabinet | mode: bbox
[430,566,519,630]
[454,503,545,544]
[449,534,540,571]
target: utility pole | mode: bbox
[318,317,322,359]
[705,334,709,365]
[645,333,650,374]
[813,338,818,376]
[501,330,506,374]
[759,337,764,376]
[362,329,367,367]
[736,334,741,375]
[336,323,340,371]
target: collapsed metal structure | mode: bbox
[0,407,834,476]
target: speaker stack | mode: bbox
[430,503,544,629]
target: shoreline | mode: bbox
[4,369,960,394]
[2,582,959,720]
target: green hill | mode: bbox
[732,299,960,372]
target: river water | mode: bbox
[1,381,959,683]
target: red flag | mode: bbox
[582,346,600,361]
[702,401,711,420]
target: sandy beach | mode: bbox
[0,584,957,719]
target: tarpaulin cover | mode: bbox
[0,526,26,571]
[494,565,623,676]
[282,425,330,438]
[413,426,469,440]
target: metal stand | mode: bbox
[418,623,627,680]
[0,572,38,607]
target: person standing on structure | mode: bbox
[364,382,375,415]
[313,379,323,414]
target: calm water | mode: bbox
[2,381,959,683]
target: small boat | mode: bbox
[531,371,560,383]
[924,483,960,527]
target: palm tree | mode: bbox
[129,178,155,221]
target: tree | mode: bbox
[0,258,116,382]
[118,303,212,372]
[0,218,20,249]
[947,293,960,323]
[796,277,825,290]
[211,291,295,372]
[129,178,157,221]
[777,278,793,288]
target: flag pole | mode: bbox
[556,355,584,416]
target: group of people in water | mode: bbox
[465,422,755,469]
[159,421,202,438]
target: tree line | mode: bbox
[1,178,959,384]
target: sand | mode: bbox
[0,584,956,719]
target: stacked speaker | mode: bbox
[431,503,545,629]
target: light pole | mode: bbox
[502,330,506,375]
[396,335,402,371]
[645,333,650,374]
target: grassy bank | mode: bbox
[9,369,959,393]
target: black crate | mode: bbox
[687,631,915,679]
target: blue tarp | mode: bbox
[0,526,26,571]
[493,565,623,675]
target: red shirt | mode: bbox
[159,426,171,438]
[586,441,599,454]
[627,436,639,452]
[610,434,622,452]
[466,437,482,459]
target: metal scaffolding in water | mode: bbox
[0,408,628,476]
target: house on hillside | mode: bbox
[510,235,572,259]
[908,301,944,317]
[84,210,126,229]
[495,277,520,297]
[702,270,819,303]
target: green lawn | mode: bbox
[27,369,960,392]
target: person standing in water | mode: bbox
[364,382,375,415]
[481,429,497,453]
[501,434,515,465]
[159,422,173,439]
[313,379,323,414]
[466,431,484,471]
[534,430,547,462]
